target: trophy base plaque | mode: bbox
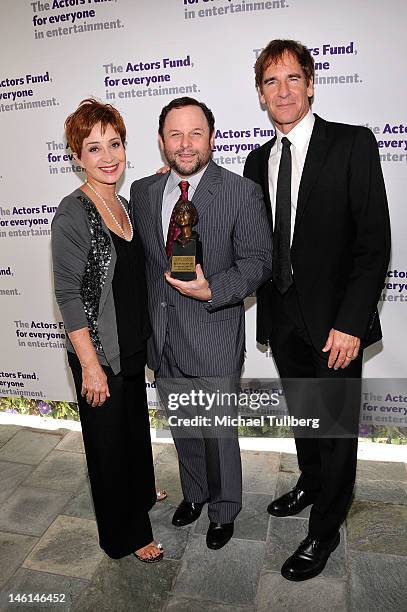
[171,239,203,281]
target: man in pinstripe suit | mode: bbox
[130,97,272,549]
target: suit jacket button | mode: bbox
[161,301,167,307]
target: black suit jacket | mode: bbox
[244,114,391,351]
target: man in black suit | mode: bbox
[244,40,390,581]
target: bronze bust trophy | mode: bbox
[171,199,203,280]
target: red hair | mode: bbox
[65,98,126,156]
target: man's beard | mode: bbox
[165,148,212,177]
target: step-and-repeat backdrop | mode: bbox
[1,0,406,428]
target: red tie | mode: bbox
[166,181,189,257]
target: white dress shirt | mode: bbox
[161,165,208,240]
[268,110,315,244]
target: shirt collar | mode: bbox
[166,163,209,195]
[274,110,315,153]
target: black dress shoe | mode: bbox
[281,532,340,581]
[172,500,205,527]
[267,487,317,517]
[206,522,234,550]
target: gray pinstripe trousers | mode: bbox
[156,340,242,524]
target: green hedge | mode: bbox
[1,396,406,444]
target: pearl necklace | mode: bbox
[86,182,133,242]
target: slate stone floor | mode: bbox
[0,423,406,611]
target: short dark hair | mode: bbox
[158,97,215,137]
[255,39,314,91]
[65,98,126,156]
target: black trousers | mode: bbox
[70,357,156,558]
[269,286,362,540]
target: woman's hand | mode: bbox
[81,362,110,407]
[156,165,170,174]
[68,328,111,407]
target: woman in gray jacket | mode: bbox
[51,99,163,562]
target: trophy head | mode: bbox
[174,200,199,228]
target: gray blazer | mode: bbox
[51,188,125,373]
[130,160,273,376]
